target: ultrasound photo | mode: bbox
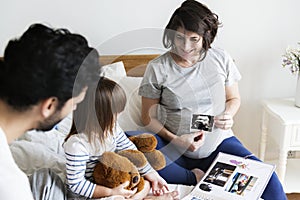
[191,114,214,132]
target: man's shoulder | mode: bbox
[0,143,34,199]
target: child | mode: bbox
[64,77,178,200]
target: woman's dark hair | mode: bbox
[0,23,100,111]
[66,77,127,144]
[163,0,221,60]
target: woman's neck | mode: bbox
[170,52,200,68]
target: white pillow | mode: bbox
[19,129,66,156]
[99,61,126,79]
[99,61,146,131]
[117,76,146,131]
[10,139,66,181]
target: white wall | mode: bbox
[1,0,300,155]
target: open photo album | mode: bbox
[181,152,275,200]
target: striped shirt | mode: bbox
[63,123,153,198]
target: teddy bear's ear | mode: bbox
[144,150,166,170]
[118,149,147,168]
[129,133,157,152]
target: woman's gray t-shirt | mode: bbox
[138,47,241,158]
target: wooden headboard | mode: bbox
[99,54,159,77]
[0,54,159,77]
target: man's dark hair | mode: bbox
[163,0,221,60]
[0,23,100,111]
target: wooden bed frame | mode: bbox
[99,54,159,77]
[0,54,159,77]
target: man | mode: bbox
[0,23,100,200]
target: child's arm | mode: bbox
[64,142,96,198]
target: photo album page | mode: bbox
[182,152,275,200]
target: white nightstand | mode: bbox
[259,98,300,193]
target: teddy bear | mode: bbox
[93,151,146,192]
[128,133,166,171]
[93,133,166,194]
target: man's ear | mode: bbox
[40,97,58,118]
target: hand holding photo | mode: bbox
[191,114,214,132]
[214,113,234,130]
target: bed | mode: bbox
[9,54,194,199]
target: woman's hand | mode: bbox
[171,131,205,152]
[144,171,169,196]
[214,112,234,130]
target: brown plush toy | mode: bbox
[93,133,166,194]
[128,133,166,171]
[93,151,146,193]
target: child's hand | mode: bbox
[144,171,169,196]
[111,181,137,198]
